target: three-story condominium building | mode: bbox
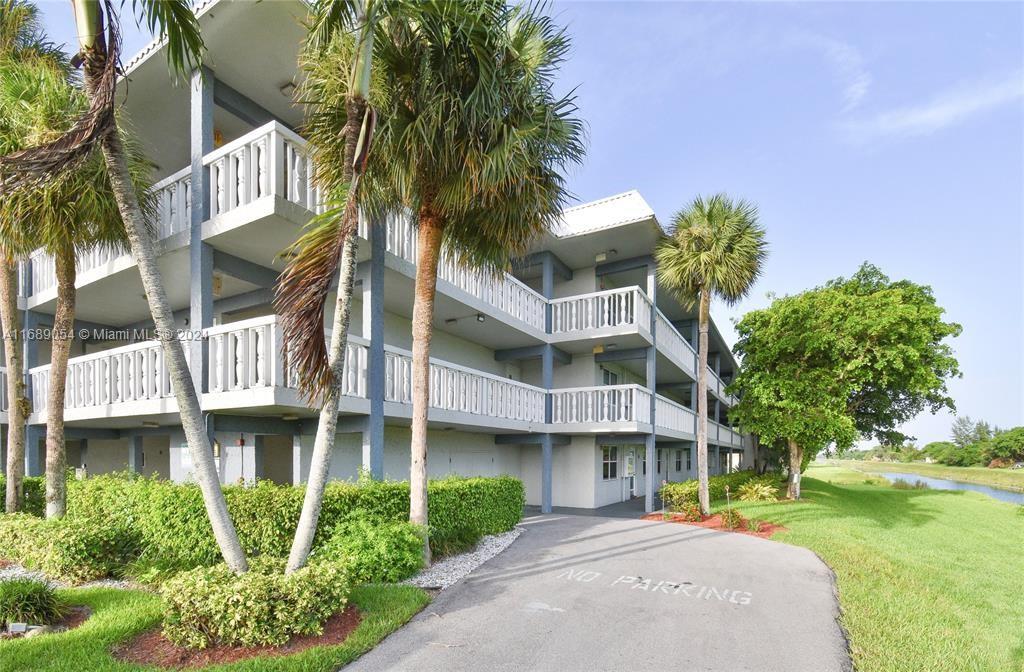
[0,0,750,513]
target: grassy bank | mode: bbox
[721,465,1024,672]
[839,459,1024,491]
[0,584,430,672]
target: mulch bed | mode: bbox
[112,606,362,669]
[642,512,786,539]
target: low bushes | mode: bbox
[0,577,66,627]
[736,476,781,502]
[660,470,760,511]
[314,517,424,584]
[161,557,351,648]
[0,513,140,583]
[0,476,44,516]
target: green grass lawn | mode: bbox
[839,459,1024,491]
[719,465,1024,672]
[0,584,430,672]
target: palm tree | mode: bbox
[362,2,585,562]
[0,0,67,513]
[277,0,493,572]
[655,194,768,514]
[0,58,149,518]
[0,0,247,571]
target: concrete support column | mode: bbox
[189,67,214,392]
[25,425,43,477]
[644,262,657,513]
[128,436,144,473]
[540,434,553,514]
[541,254,554,333]
[362,218,385,479]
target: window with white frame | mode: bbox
[675,449,682,471]
[687,449,692,470]
[602,446,618,480]
[601,367,618,386]
[657,449,663,473]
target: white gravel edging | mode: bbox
[403,526,522,590]
[0,564,135,591]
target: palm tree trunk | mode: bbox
[285,86,368,573]
[284,225,358,573]
[1,257,27,513]
[787,438,803,499]
[696,289,711,514]
[44,248,75,518]
[410,207,443,565]
[96,128,248,572]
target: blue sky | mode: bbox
[38,1,1023,446]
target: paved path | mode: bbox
[347,514,850,672]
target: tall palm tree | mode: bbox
[277,0,492,572]
[277,0,378,574]
[0,58,147,518]
[0,0,247,571]
[0,0,67,513]
[655,194,768,514]
[362,2,585,562]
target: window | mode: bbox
[675,449,682,472]
[642,451,647,475]
[601,367,618,386]
[657,449,663,474]
[602,446,618,480]
[687,450,692,470]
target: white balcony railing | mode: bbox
[655,394,696,435]
[654,308,695,378]
[551,384,652,425]
[379,214,547,333]
[204,315,545,424]
[550,287,652,335]
[206,122,321,220]
[30,340,179,416]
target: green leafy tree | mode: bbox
[360,1,585,561]
[730,263,961,498]
[655,195,767,514]
[983,427,1024,463]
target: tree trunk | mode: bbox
[285,92,367,574]
[409,207,443,565]
[96,128,248,572]
[1,257,27,513]
[787,438,803,500]
[45,248,75,518]
[696,289,711,514]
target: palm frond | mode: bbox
[129,0,204,79]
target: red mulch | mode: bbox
[642,512,786,539]
[112,606,362,669]
[0,558,12,569]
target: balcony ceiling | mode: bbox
[118,0,309,182]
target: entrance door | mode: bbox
[623,449,636,499]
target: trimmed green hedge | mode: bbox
[0,475,44,516]
[0,513,140,583]
[660,470,760,511]
[63,474,524,570]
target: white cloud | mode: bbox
[841,71,1024,142]
[789,32,872,112]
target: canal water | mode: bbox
[876,472,1024,505]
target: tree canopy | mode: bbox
[730,263,961,456]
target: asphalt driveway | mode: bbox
[346,514,851,672]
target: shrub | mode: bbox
[314,517,423,583]
[0,476,44,516]
[675,502,704,522]
[64,474,523,572]
[0,578,66,627]
[890,478,927,490]
[0,514,139,583]
[736,479,778,502]
[720,508,743,530]
[746,519,764,534]
[161,556,351,649]
[661,470,762,511]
